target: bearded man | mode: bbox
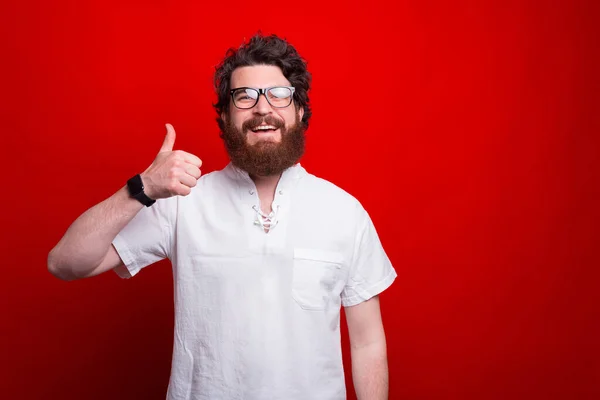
[48,33,397,400]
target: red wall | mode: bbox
[1,1,598,399]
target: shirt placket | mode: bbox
[241,171,294,254]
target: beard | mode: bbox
[219,112,306,177]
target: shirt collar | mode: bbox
[224,162,306,188]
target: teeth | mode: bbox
[254,125,277,131]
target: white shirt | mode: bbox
[112,162,397,400]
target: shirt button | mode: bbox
[249,189,255,195]
[279,190,284,195]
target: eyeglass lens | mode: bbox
[233,87,293,109]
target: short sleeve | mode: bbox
[112,196,175,279]
[341,204,397,307]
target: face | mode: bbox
[220,65,306,177]
[224,65,304,145]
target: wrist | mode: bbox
[127,173,156,207]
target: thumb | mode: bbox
[160,123,176,152]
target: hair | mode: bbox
[213,33,312,131]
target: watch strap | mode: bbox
[127,174,156,207]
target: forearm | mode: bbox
[351,341,389,400]
[48,185,143,279]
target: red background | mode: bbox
[1,1,598,399]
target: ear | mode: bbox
[221,111,228,123]
[298,105,304,121]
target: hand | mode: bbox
[140,123,202,200]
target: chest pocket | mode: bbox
[292,248,344,311]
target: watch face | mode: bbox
[127,174,144,195]
[127,174,155,206]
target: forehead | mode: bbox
[230,65,291,88]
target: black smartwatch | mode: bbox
[127,174,156,207]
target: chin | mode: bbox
[251,140,281,151]
[248,135,281,146]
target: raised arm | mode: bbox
[47,124,202,281]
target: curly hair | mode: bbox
[213,33,312,131]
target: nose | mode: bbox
[253,93,273,115]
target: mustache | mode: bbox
[242,116,285,132]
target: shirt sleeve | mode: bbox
[341,203,397,307]
[111,196,175,279]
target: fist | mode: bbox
[140,123,203,199]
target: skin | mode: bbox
[345,296,390,400]
[223,65,304,146]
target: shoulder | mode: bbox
[189,165,237,195]
[199,166,231,185]
[297,171,364,214]
[301,171,359,200]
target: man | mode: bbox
[48,33,397,400]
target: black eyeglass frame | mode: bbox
[229,86,296,109]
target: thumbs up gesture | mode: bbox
[140,124,203,200]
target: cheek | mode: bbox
[230,112,247,130]
[281,111,298,127]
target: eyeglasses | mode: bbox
[230,86,296,109]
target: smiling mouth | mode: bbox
[251,125,278,133]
